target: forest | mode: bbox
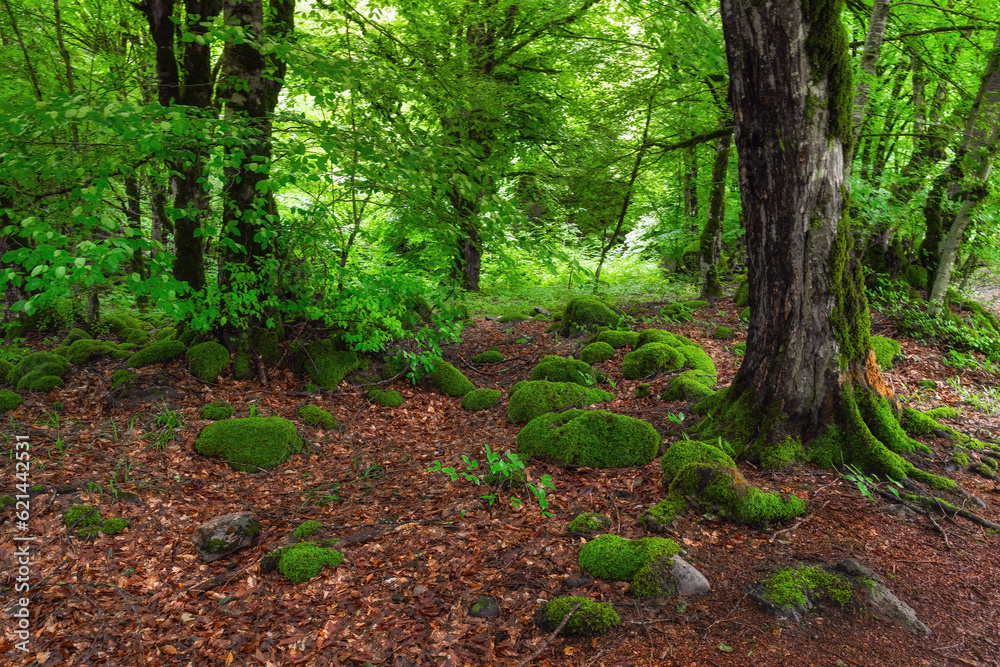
[2,0,1000,664]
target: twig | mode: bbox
[516,601,582,667]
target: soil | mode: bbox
[2,291,1000,667]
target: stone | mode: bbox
[469,595,501,619]
[835,559,931,635]
[192,512,261,563]
[670,556,711,596]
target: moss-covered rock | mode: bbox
[638,495,689,533]
[471,348,504,364]
[589,328,639,349]
[427,360,475,397]
[105,312,147,344]
[675,345,718,385]
[195,417,303,472]
[294,520,323,540]
[0,359,13,383]
[534,596,619,637]
[249,326,283,364]
[59,338,129,365]
[369,388,404,407]
[714,326,736,339]
[622,343,686,379]
[461,388,502,411]
[871,335,902,370]
[660,440,736,480]
[581,341,615,364]
[201,401,235,421]
[498,313,529,323]
[153,326,177,341]
[636,383,652,399]
[735,280,749,307]
[0,389,21,411]
[668,463,805,525]
[63,328,91,345]
[578,534,682,597]
[293,338,360,390]
[516,409,660,468]
[298,404,340,431]
[268,541,343,583]
[559,296,619,336]
[186,341,230,382]
[755,563,854,614]
[530,355,601,386]
[568,512,611,535]
[507,381,614,424]
[661,373,716,401]
[8,352,69,391]
[127,340,187,368]
[111,370,134,389]
[232,352,251,379]
[635,328,688,349]
[100,517,129,536]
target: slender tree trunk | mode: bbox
[684,143,698,232]
[125,175,150,310]
[2,0,42,100]
[845,0,889,174]
[699,132,732,299]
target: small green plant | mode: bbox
[148,403,182,450]
[667,411,691,440]
[247,399,261,417]
[840,464,902,503]
[299,482,342,508]
[945,376,1000,415]
[429,444,556,516]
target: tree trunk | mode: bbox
[684,143,698,232]
[705,0,927,481]
[845,0,889,174]
[926,32,1000,316]
[699,132,732,299]
[125,175,150,310]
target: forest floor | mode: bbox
[2,284,1000,667]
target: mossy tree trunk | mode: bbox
[698,131,731,299]
[707,0,923,479]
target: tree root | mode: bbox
[871,485,953,549]
[900,487,1000,532]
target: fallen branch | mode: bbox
[517,601,583,667]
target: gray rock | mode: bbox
[670,556,711,596]
[469,595,501,619]
[835,559,931,635]
[192,511,261,563]
[534,307,552,317]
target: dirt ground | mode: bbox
[2,292,1000,666]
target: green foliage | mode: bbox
[870,335,901,370]
[127,340,187,368]
[298,404,340,431]
[195,417,304,472]
[369,388,404,407]
[293,520,323,541]
[8,352,69,391]
[536,597,619,637]
[580,341,615,364]
[567,512,611,534]
[471,348,504,364]
[201,401,235,421]
[270,542,344,583]
[507,381,614,424]
[516,409,660,468]
[429,443,555,514]
[461,388,502,411]
[427,360,475,397]
[0,389,21,411]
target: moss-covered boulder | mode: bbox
[249,326,283,364]
[267,541,344,583]
[111,370,134,389]
[293,338,361,390]
[735,280,749,307]
[8,352,69,391]
[59,339,130,365]
[298,404,340,430]
[622,343,686,379]
[589,329,639,349]
[62,328,91,345]
[0,359,13,384]
[0,389,21,411]
[668,463,805,525]
[232,352,251,379]
[578,534,688,597]
[533,596,619,637]
[635,328,692,348]
[661,373,716,401]
[507,381,614,424]
[471,348,504,364]
[567,512,611,535]
[195,417,303,472]
[581,341,615,364]
[105,312,148,344]
[369,388,404,407]
[559,295,619,336]
[516,409,660,468]
[186,341,230,382]
[530,355,601,386]
[192,511,261,562]
[714,326,736,340]
[871,335,902,370]
[201,401,235,421]
[461,388,502,411]
[660,440,736,480]
[675,345,718,384]
[127,340,187,368]
[427,360,475,397]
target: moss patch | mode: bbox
[111,370,134,389]
[232,352,251,379]
[100,517,129,536]
[559,296,619,336]
[578,534,683,597]
[622,343,686,379]
[0,389,21,411]
[201,401,235,421]
[461,388,502,411]
[59,339,129,365]
[195,417,304,472]
[293,520,323,540]
[516,409,660,468]
[293,339,360,390]
[369,388,404,407]
[661,373,716,402]
[732,341,746,356]
[636,383,652,399]
[660,440,735,480]
[535,596,619,637]
[127,340,187,368]
[581,341,615,364]
[249,326,283,364]
[186,342,230,383]
[669,463,806,526]
[589,329,639,348]
[714,326,736,340]
[471,348,504,364]
[638,494,689,533]
[8,352,69,391]
[871,336,902,370]
[269,542,343,583]
[428,360,475,397]
[568,512,611,534]
[530,355,601,386]
[507,381,614,424]
[298,404,340,431]
[758,563,854,610]
[924,406,958,420]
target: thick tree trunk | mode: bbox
[699,132,731,299]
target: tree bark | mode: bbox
[845,0,889,174]
[699,132,732,299]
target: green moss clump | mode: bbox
[461,388,502,411]
[195,417,303,472]
[0,389,21,411]
[0,359,13,383]
[900,407,943,436]
[105,312,148,344]
[298,404,340,431]
[507,381,614,424]
[186,342,230,382]
[660,440,735,481]
[232,352,251,379]
[581,341,615,364]
[0,495,14,511]
[951,451,970,467]
[635,329,684,349]
[578,534,682,596]
[369,388,404,407]
[530,355,602,386]
[757,436,805,470]
[270,542,343,583]
[304,383,320,394]
[8,352,70,391]
[918,379,937,390]
[739,307,750,320]
[714,326,736,339]
[249,326,283,364]
[294,520,323,540]
[100,517,129,535]
[638,494,689,532]
[802,0,853,146]
[63,328,91,345]
[735,281,749,307]
[732,341,747,356]
[153,326,177,341]
[471,348,504,364]
[759,564,854,609]
[427,360,475,397]
[127,340,186,368]
[675,345,718,385]
[636,383,652,399]
[516,409,660,468]
[65,504,102,537]
[201,401,235,421]
[871,336,902,370]
[293,339,360,390]
[568,512,611,534]
[622,343,686,380]
[559,296,619,337]
[60,338,130,365]
[924,406,958,420]
[661,373,716,402]
[498,313,529,323]
[589,329,639,349]
[536,596,619,637]
[669,463,806,525]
